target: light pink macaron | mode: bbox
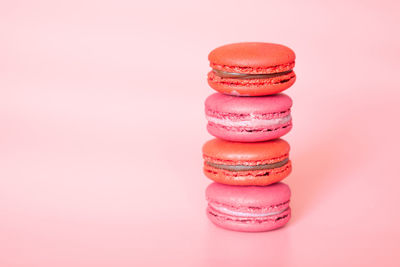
[205,93,292,142]
[206,182,291,232]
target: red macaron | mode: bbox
[208,42,296,96]
[202,138,292,186]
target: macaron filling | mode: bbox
[213,69,293,79]
[206,114,292,128]
[206,158,288,172]
[209,203,289,218]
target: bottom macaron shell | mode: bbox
[204,160,292,186]
[207,122,292,142]
[208,74,296,96]
[207,206,291,232]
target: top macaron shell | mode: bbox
[205,92,293,114]
[209,42,295,72]
[206,182,291,208]
[202,138,290,164]
[208,42,296,96]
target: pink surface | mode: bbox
[1,0,400,266]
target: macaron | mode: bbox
[208,42,296,96]
[206,182,291,232]
[205,93,292,142]
[202,138,291,186]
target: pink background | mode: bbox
[1,0,399,266]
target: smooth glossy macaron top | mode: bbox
[209,42,295,73]
[206,182,291,208]
[205,92,292,115]
[203,138,290,164]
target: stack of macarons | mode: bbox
[203,42,296,232]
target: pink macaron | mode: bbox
[205,93,292,142]
[206,182,291,232]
